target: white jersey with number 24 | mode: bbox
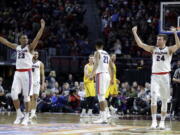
[152,47,172,73]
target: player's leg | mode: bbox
[105,90,111,118]
[159,74,171,129]
[30,94,38,119]
[150,75,159,129]
[94,73,106,123]
[80,83,89,117]
[21,71,33,125]
[30,83,40,119]
[94,73,110,123]
[80,97,88,117]
[87,83,96,116]
[84,84,90,116]
[109,85,118,114]
[11,72,24,124]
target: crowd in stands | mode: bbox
[0,70,170,115]
[1,0,180,58]
[97,0,180,59]
[0,0,90,57]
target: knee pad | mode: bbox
[24,96,30,102]
[98,95,106,102]
[11,91,19,100]
[161,99,168,112]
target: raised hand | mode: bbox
[170,26,177,33]
[40,19,45,28]
[132,26,137,33]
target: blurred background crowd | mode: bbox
[0,71,175,116]
[0,0,180,116]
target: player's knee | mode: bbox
[98,95,106,102]
[24,96,30,102]
[151,98,157,106]
[11,91,18,100]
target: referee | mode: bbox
[172,62,180,116]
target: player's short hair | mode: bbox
[95,39,104,48]
[18,34,27,40]
[157,34,168,41]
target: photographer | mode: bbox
[68,90,80,112]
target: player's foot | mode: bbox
[150,120,158,129]
[159,121,165,130]
[110,106,117,115]
[13,114,24,125]
[107,111,111,119]
[93,118,108,124]
[21,117,29,126]
[29,113,37,120]
[80,113,87,117]
[21,113,30,126]
[87,109,93,117]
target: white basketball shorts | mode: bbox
[96,72,110,96]
[151,73,171,100]
[11,70,33,99]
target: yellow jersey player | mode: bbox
[105,54,120,116]
[81,55,96,117]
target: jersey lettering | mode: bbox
[18,52,25,59]
[156,55,165,61]
[103,56,109,64]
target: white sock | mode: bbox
[81,109,86,114]
[161,115,166,121]
[110,105,114,110]
[25,112,29,118]
[152,114,157,121]
[105,107,109,113]
[88,109,92,115]
[31,109,36,115]
[17,108,23,116]
[100,111,103,117]
[102,111,107,120]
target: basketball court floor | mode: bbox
[0,112,180,135]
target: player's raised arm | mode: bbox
[40,62,45,91]
[169,27,180,54]
[29,19,45,51]
[90,51,99,79]
[109,59,114,85]
[132,26,154,53]
[0,37,17,49]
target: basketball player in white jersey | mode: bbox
[132,26,180,129]
[0,19,45,125]
[30,51,45,120]
[90,40,114,124]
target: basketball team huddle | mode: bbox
[0,19,180,130]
